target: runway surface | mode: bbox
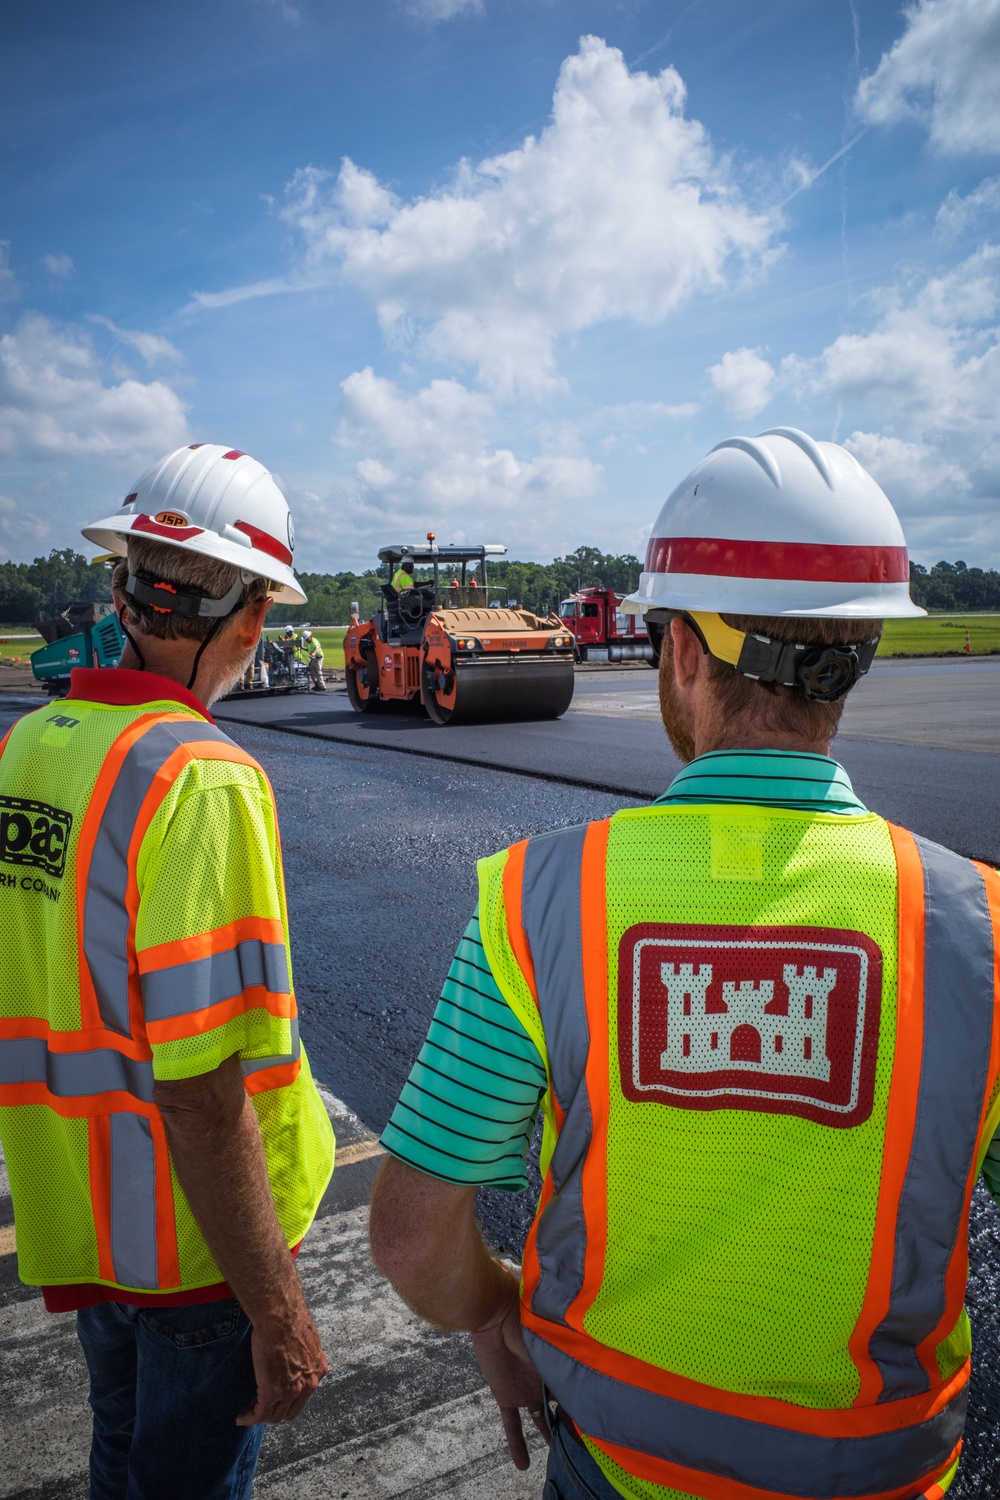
[214,656,1000,863]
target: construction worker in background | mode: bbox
[301,630,326,691]
[0,444,334,1499]
[369,427,1000,1500]
[391,555,415,591]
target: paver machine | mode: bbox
[344,538,575,724]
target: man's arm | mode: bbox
[369,1156,546,1470]
[154,1053,327,1426]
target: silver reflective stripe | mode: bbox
[241,1015,301,1077]
[141,939,290,1022]
[82,720,236,1036]
[869,839,995,1401]
[521,825,591,1326]
[524,1328,967,1499]
[0,1036,154,1101]
[110,1112,159,1289]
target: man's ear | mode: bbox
[670,616,704,689]
[234,596,272,649]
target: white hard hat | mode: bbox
[82,444,306,606]
[622,427,924,620]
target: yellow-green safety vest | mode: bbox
[0,672,334,1296]
[478,804,1000,1500]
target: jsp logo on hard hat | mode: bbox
[619,924,882,1127]
[0,795,72,878]
[153,510,191,528]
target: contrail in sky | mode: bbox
[779,129,868,209]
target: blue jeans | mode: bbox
[543,1412,622,1500]
[76,1298,266,1500]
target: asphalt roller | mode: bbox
[343,538,576,726]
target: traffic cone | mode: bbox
[964,628,971,653]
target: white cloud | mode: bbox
[779,247,1000,556]
[0,314,189,465]
[90,315,182,365]
[843,431,971,509]
[708,347,776,420]
[278,36,778,392]
[935,176,1000,236]
[42,253,74,279]
[330,366,601,553]
[0,244,19,306]
[856,0,1000,155]
[401,0,482,18]
[784,246,999,432]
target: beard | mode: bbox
[659,649,696,764]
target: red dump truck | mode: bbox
[558,585,653,663]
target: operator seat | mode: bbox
[380,582,430,643]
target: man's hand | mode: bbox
[471,1282,549,1470]
[370,1158,549,1467]
[155,1055,328,1427]
[237,1303,328,1425]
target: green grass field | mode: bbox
[3,617,997,670]
[877,615,1000,656]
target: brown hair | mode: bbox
[114,538,268,644]
[706,613,882,742]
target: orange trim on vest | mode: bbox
[502,841,538,1004]
[0,1084,151,1116]
[522,1307,969,1440]
[145,988,295,1046]
[88,1114,115,1284]
[243,1060,301,1095]
[587,1433,962,1500]
[849,822,927,1405]
[150,1112,180,1288]
[0,1017,149,1058]
[137,916,288,974]
[563,818,612,1335]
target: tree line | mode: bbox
[1,548,998,625]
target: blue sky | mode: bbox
[1,0,998,574]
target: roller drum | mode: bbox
[441,655,574,724]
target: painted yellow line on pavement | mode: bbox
[0,1224,16,1258]
[336,1139,385,1168]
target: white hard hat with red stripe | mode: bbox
[82,443,306,606]
[622,427,924,620]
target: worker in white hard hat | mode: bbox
[369,427,1000,1500]
[0,443,335,1499]
[300,630,326,691]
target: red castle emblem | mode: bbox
[618,923,882,1127]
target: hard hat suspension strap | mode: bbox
[669,610,879,703]
[125,573,246,619]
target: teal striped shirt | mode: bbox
[380,751,872,1189]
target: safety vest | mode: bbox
[477,804,1000,1500]
[0,682,334,1295]
[391,569,413,591]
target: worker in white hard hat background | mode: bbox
[0,443,334,1500]
[369,427,1000,1500]
[300,630,326,692]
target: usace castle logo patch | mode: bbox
[618,923,882,1127]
